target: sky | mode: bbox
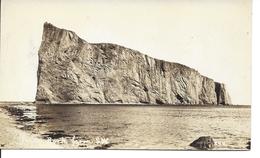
[0,0,251,105]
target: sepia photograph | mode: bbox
[0,0,251,151]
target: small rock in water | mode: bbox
[19,125,35,131]
[4,106,24,116]
[35,120,47,124]
[24,108,32,112]
[246,141,251,150]
[42,130,72,139]
[48,130,65,133]
[35,116,53,120]
[79,144,88,148]
[16,116,34,122]
[190,136,215,150]
[94,144,112,150]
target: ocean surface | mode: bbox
[3,104,251,150]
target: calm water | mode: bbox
[7,104,251,150]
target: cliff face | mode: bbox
[36,23,231,105]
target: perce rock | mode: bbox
[36,23,231,105]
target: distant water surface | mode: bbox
[5,104,251,150]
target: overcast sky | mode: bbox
[0,0,251,105]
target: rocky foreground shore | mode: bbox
[0,106,61,149]
[0,104,115,149]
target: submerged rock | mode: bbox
[190,136,215,150]
[36,22,231,105]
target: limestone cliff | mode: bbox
[36,23,231,105]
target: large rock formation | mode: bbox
[36,23,231,105]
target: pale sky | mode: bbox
[0,0,251,105]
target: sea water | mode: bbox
[4,104,251,150]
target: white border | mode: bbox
[2,0,260,157]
